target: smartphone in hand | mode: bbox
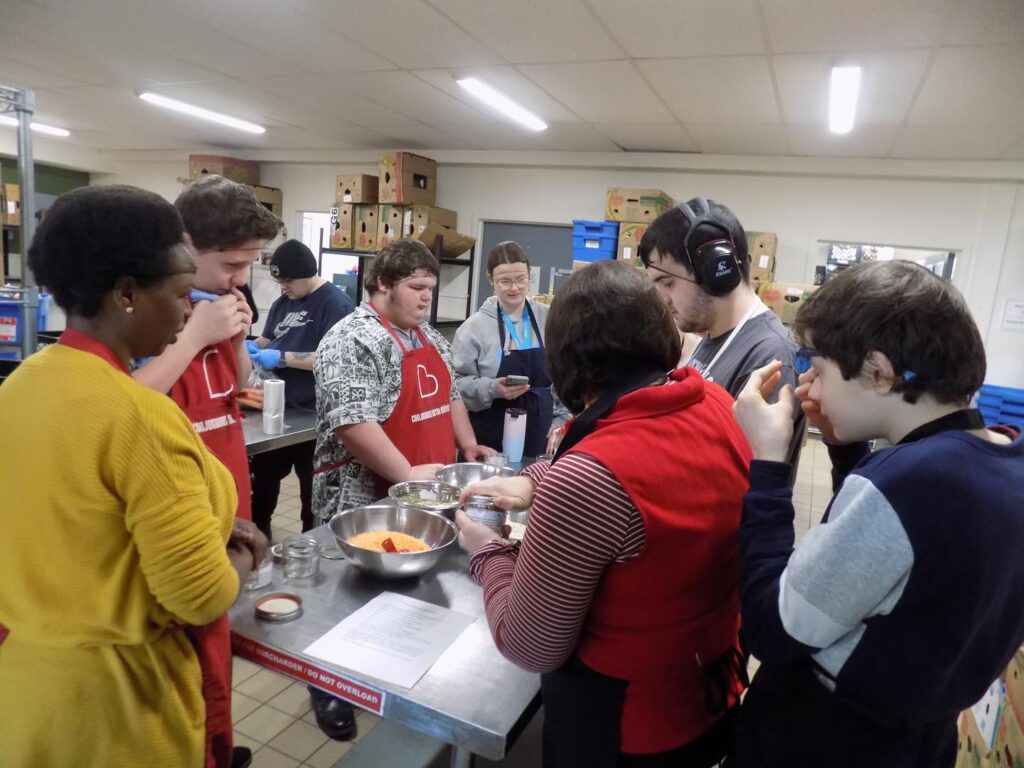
[505,375,530,386]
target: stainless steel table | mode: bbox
[242,407,317,456]
[229,522,541,767]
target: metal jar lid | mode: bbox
[255,592,303,622]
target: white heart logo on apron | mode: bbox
[416,363,439,398]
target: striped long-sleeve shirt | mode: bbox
[468,453,645,673]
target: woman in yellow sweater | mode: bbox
[0,186,257,767]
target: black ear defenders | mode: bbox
[677,197,742,296]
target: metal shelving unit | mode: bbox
[316,231,475,329]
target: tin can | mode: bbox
[463,495,508,534]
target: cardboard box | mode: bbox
[757,281,817,326]
[605,188,674,223]
[3,184,21,227]
[377,204,408,250]
[748,231,778,283]
[329,205,355,249]
[188,154,260,186]
[617,222,648,266]
[379,152,437,205]
[243,184,283,216]
[353,204,378,252]
[405,205,456,235]
[413,224,475,259]
[335,174,378,204]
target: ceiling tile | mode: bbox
[519,61,674,123]
[762,0,959,53]
[943,0,1024,45]
[371,124,472,150]
[588,0,765,58]
[890,123,1024,159]
[594,123,699,152]
[261,75,421,126]
[774,50,930,125]
[336,72,491,125]
[787,124,900,158]
[427,0,624,63]
[637,57,780,124]
[907,46,1024,125]
[286,0,503,69]
[685,123,789,155]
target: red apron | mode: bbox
[168,336,249,768]
[316,306,456,496]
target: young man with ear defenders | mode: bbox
[639,197,804,468]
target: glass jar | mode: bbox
[463,495,508,534]
[282,535,322,580]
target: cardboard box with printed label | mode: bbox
[335,174,378,204]
[748,231,778,283]
[758,281,817,326]
[3,184,21,227]
[405,205,456,236]
[605,188,674,223]
[353,204,378,252]
[617,222,648,266]
[243,184,282,217]
[330,205,355,249]
[377,204,409,250]
[188,154,260,186]
[379,152,437,206]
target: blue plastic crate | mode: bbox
[977,383,1024,426]
[0,291,50,346]
[572,219,619,262]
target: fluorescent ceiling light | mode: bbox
[138,92,265,134]
[829,66,861,135]
[456,78,547,132]
[0,115,70,137]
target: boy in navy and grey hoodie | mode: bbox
[730,260,1024,768]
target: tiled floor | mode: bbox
[237,437,835,767]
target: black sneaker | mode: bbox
[231,746,253,768]
[308,686,358,741]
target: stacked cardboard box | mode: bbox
[757,281,817,326]
[329,205,355,249]
[617,223,648,267]
[376,204,458,251]
[188,154,260,186]
[336,174,378,205]
[353,205,378,252]
[605,188,674,222]
[379,152,436,206]
[2,183,19,227]
[747,231,778,285]
[244,184,282,217]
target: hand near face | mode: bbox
[794,368,842,444]
[183,292,250,348]
[733,360,795,463]
[230,287,254,345]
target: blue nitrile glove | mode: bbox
[245,340,261,356]
[190,289,220,303]
[251,349,282,369]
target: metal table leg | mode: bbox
[449,745,475,768]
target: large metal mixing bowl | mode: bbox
[435,462,517,489]
[329,504,458,579]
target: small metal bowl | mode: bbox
[388,480,462,515]
[435,462,517,490]
[329,504,458,579]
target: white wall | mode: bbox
[91,152,1024,387]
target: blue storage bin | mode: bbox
[0,291,50,346]
[977,383,1024,426]
[572,220,619,263]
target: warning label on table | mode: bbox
[231,633,386,715]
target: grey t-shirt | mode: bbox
[689,309,805,471]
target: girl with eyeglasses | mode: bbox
[453,241,569,458]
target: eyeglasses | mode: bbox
[494,276,530,289]
[794,347,819,374]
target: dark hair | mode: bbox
[364,238,440,295]
[29,185,185,318]
[546,261,681,413]
[794,261,986,405]
[175,174,280,250]
[638,198,750,283]
[486,241,530,276]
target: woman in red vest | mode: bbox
[457,260,752,767]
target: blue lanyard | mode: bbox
[499,307,532,351]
